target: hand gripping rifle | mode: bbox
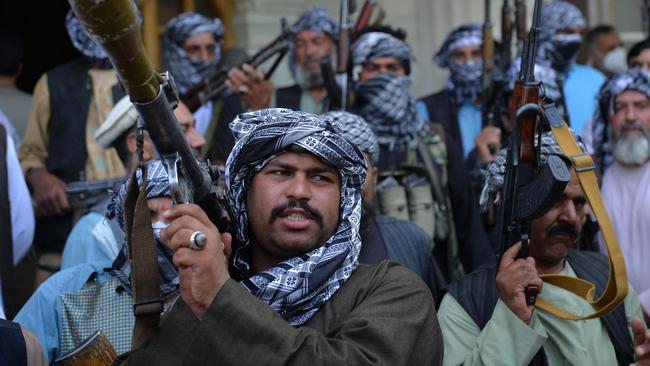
[497,0,571,306]
[181,19,291,113]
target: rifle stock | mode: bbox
[55,331,116,366]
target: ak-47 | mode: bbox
[498,0,571,306]
[514,0,527,54]
[500,0,514,73]
[65,177,125,209]
[181,19,291,113]
[643,0,650,37]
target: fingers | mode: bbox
[499,242,523,271]
[162,204,216,231]
[632,317,649,347]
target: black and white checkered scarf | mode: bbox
[322,111,380,164]
[288,6,338,78]
[353,74,424,150]
[225,108,367,325]
[108,160,179,298]
[162,12,224,94]
[537,1,586,74]
[593,70,650,170]
[351,32,413,77]
[65,10,109,60]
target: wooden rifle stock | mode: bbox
[509,83,539,163]
[352,0,378,37]
[515,0,527,43]
[500,0,514,72]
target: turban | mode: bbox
[592,70,650,169]
[65,10,109,60]
[433,23,482,68]
[537,1,586,73]
[162,12,224,93]
[351,32,413,74]
[225,108,367,325]
[322,111,380,164]
[288,6,338,77]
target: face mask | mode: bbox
[602,47,628,74]
[448,60,483,103]
[546,33,582,73]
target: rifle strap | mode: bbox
[533,112,628,320]
[0,125,17,319]
[124,162,162,349]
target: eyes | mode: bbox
[362,62,404,74]
[268,169,336,183]
[295,36,326,50]
[614,101,650,115]
[184,44,217,58]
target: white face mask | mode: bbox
[603,47,628,74]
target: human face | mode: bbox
[294,29,334,72]
[361,154,379,210]
[174,102,206,151]
[181,32,218,62]
[595,32,622,56]
[630,49,650,72]
[450,44,481,65]
[358,56,406,81]
[529,172,588,267]
[246,151,341,271]
[611,90,650,138]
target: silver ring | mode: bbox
[237,84,249,95]
[189,231,207,250]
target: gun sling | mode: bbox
[532,106,628,320]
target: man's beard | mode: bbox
[610,121,650,166]
[295,60,325,90]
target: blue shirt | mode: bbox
[61,213,122,270]
[416,99,481,158]
[563,64,605,136]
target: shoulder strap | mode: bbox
[533,104,628,320]
[0,125,17,319]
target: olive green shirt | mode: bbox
[438,262,644,365]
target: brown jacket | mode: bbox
[115,261,443,365]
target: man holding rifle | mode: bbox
[438,133,650,365]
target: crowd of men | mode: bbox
[1,1,650,365]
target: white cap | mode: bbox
[94,95,139,148]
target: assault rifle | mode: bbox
[181,19,291,113]
[65,177,125,208]
[500,0,514,73]
[644,0,650,37]
[497,0,571,306]
[514,0,527,54]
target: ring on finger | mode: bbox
[189,231,207,250]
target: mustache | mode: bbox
[546,222,578,242]
[618,120,649,136]
[269,199,324,226]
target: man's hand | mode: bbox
[631,317,650,365]
[475,126,502,163]
[496,242,542,325]
[27,168,71,218]
[225,64,274,110]
[162,204,232,320]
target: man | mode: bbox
[628,38,650,72]
[323,110,447,301]
[60,98,205,269]
[418,23,495,159]
[535,1,605,136]
[162,12,224,137]
[114,109,442,365]
[580,25,627,76]
[18,11,126,271]
[350,29,491,281]
[0,32,32,142]
[439,132,650,365]
[591,69,650,324]
[224,6,337,114]
[15,160,178,363]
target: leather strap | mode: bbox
[124,162,162,349]
[534,115,628,320]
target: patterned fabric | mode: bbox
[351,32,414,75]
[353,74,425,150]
[479,131,587,210]
[537,1,586,74]
[592,70,650,169]
[288,6,338,77]
[434,23,482,68]
[65,10,108,60]
[322,111,380,164]
[107,160,179,298]
[225,108,366,326]
[162,13,224,94]
[507,59,562,102]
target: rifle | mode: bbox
[352,0,379,37]
[65,177,125,209]
[643,0,650,37]
[500,0,514,73]
[514,0,527,54]
[336,0,352,111]
[181,19,291,113]
[498,0,571,306]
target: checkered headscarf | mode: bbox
[108,160,179,298]
[351,32,413,75]
[65,10,109,60]
[479,131,586,211]
[593,69,650,170]
[434,23,482,68]
[353,74,424,150]
[162,12,224,94]
[225,108,366,325]
[539,1,586,44]
[322,111,380,164]
[288,6,338,77]
[507,58,562,102]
